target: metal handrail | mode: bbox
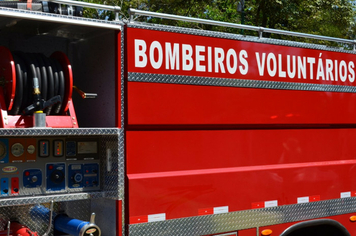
[47,0,121,17]
[129,8,356,46]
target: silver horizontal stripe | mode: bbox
[0,7,122,30]
[129,72,356,93]
[129,197,356,236]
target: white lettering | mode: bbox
[256,52,266,76]
[135,39,147,68]
[182,44,193,71]
[349,61,355,82]
[215,48,225,73]
[340,60,347,82]
[335,60,338,81]
[226,49,237,74]
[149,41,163,69]
[287,55,296,79]
[239,50,248,75]
[278,54,286,78]
[208,47,212,72]
[196,45,206,72]
[307,57,315,79]
[298,56,306,79]
[325,59,334,81]
[316,57,325,80]
[267,53,277,77]
[165,43,180,70]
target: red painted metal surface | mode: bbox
[117,200,122,236]
[0,47,15,111]
[126,28,356,86]
[126,128,356,220]
[124,26,356,234]
[237,228,256,236]
[127,82,356,125]
[126,27,356,126]
[2,99,78,128]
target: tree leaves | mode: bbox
[86,0,356,43]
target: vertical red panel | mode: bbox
[238,228,257,236]
[117,200,122,236]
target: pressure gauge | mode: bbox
[11,143,24,157]
[0,141,6,159]
[27,145,36,154]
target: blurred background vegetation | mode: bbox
[84,0,356,44]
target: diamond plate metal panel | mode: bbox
[0,200,91,236]
[0,193,94,207]
[0,128,119,136]
[129,198,356,236]
[92,198,117,236]
[129,72,356,93]
[127,23,356,54]
[0,127,122,236]
[119,26,126,236]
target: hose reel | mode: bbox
[0,46,77,128]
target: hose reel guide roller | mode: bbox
[0,46,77,128]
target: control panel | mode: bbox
[0,137,100,197]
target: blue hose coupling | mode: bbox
[54,212,101,236]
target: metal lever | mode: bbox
[89,213,95,224]
[73,86,97,99]
[42,201,54,236]
[6,221,10,236]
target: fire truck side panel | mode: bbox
[125,24,356,235]
[127,82,356,125]
[126,129,356,221]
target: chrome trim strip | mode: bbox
[0,193,91,206]
[128,72,356,93]
[0,7,122,30]
[47,0,121,12]
[127,23,356,54]
[129,198,356,236]
[120,28,127,236]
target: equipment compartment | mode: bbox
[0,8,121,128]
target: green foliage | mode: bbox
[84,0,356,43]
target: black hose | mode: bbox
[51,57,64,114]
[34,53,48,101]
[9,51,67,115]
[41,54,55,115]
[14,52,32,112]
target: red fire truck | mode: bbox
[1,1,356,236]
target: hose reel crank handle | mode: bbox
[73,86,97,99]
